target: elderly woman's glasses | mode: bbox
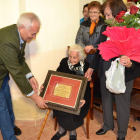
[89,11,100,15]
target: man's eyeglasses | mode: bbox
[89,11,100,15]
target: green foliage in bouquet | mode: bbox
[105,6,140,30]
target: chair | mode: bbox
[131,77,140,120]
[53,47,97,139]
[84,47,99,120]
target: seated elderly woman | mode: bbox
[51,44,91,140]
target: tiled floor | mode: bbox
[0,93,140,140]
[0,110,140,140]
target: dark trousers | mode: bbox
[100,73,133,139]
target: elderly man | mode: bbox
[0,12,48,140]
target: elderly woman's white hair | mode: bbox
[68,44,86,60]
[17,12,41,29]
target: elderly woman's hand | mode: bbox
[85,68,94,81]
[79,100,86,108]
[85,45,94,53]
[119,55,132,68]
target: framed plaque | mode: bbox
[40,70,88,115]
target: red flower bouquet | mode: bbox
[115,11,125,23]
[130,6,139,14]
[98,6,140,63]
[98,26,140,62]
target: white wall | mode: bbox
[23,0,80,120]
[25,0,79,53]
[123,0,127,4]
[0,0,19,28]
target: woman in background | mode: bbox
[76,1,105,63]
[76,0,105,106]
[125,2,136,12]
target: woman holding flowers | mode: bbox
[85,0,140,140]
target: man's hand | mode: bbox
[29,77,38,92]
[85,68,94,81]
[79,100,86,108]
[30,93,48,109]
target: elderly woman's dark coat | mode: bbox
[53,57,91,131]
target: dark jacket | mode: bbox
[75,16,105,49]
[57,57,91,107]
[0,24,33,95]
[53,57,91,128]
[90,25,140,82]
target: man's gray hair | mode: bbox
[68,44,86,60]
[17,12,41,29]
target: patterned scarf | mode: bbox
[67,59,85,76]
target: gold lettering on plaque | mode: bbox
[54,83,72,98]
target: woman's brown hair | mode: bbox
[88,1,102,12]
[102,0,127,18]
